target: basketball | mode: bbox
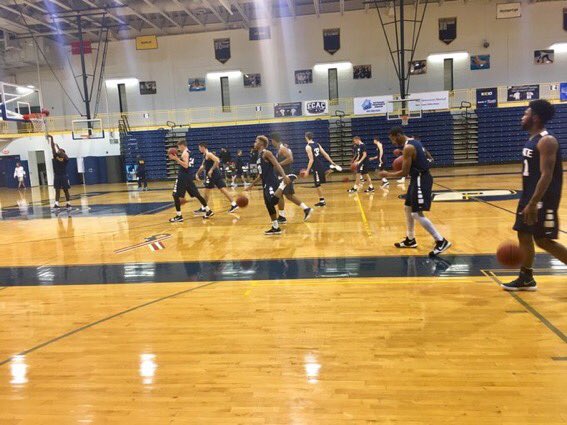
[299,168,308,178]
[236,195,249,208]
[168,147,178,156]
[350,162,357,172]
[342,176,349,183]
[392,156,404,171]
[394,149,402,157]
[22,114,30,121]
[496,241,524,267]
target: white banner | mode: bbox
[497,3,521,19]
[408,91,450,111]
[304,100,329,116]
[353,95,394,115]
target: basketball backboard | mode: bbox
[72,118,105,140]
[0,82,42,122]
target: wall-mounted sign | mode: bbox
[136,35,158,50]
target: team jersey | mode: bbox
[53,157,69,176]
[521,130,562,208]
[177,149,194,178]
[257,149,278,187]
[137,159,146,174]
[306,142,324,169]
[353,143,368,166]
[277,145,293,174]
[406,138,430,178]
[235,156,244,171]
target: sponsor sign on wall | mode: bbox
[476,87,498,108]
[408,91,450,111]
[304,100,329,116]
[497,3,521,19]
[353,95,394,115]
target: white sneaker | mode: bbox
[330,164,343,172]
[397,177,406,184]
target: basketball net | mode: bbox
[401,115,409,126]
[25,113,47,134]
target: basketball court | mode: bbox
[0,0,566,423]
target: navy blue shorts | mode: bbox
[54,174,70,190]
[405,173,433,212]
[312,166,327,188]
[357,161,369,175]
[173,176,200,198]
[513,201,559,239]
[204,171,227,189]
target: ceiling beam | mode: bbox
[218,0,234,15]
[340,0,344,15]
[201,0,226,23]
[79,0,132,31]
[112,1,161,31]
[36,0,101,39]
[171,0,204,27]
[313,0,320,17]
[141,0,182,28]
[0,1,60,33]
[230,0,248,27]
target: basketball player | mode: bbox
[136,155,148,190]
[231,149,248,187]
[246,135,296,235]
[502,100,566,291]
[369,137,390,188]
[305,132,342,207]
[270,132,313,222]
[169,140,213,222]
[49,135,72,209]
[348,136,374,193]
[14,162,26,189]
[196,143,238,213]
[378,127,451,256]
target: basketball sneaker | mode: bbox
[395,237,418,248]
[330,164,343,172]
[194,207,206,215]
[277,215,287,224]
[347,187,358,193]
[169,215,183,223]
[381,180,390,188]
[501,274,537,291]
[264,227,282,236]
[429,239,452,256]
[364,187,375,193]
[314,200,326,207]
[228,204,239,213]
[397,177,406,184]
[203,210,214,219]
[303,208,313,221]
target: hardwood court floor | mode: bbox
[0,164,565,424]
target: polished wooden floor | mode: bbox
[0,164,565,424]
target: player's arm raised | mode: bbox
[378,145,413,179]
[48,135,57,158]
[522,136,559,225]
[265,150,290,184]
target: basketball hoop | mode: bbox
[401,115,409,126]
[23,113,47,133]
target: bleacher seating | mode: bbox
[477,103,567,164]
[351,112,454,167]
[123,129,168,180]
[185,120,330,170]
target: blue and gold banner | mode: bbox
[323,28,340,55]
[214,38,230,64]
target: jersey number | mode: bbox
[523,159,529,177]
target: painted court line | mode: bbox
[354,193,373,237]
[0,281,219,368]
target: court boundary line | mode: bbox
[0,281,218,368]
[354,193,373,237]
[481,269,567,344]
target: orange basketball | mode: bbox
[394,148,402,157]
[236,195,249,208]
[496,241,524,267]
[350,162,357,172]
[392,156,404,171]
[299,169,308,178]
[168,147,178,157]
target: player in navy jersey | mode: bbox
[270,132,313,223]
[378,127,451,257]
[196,143,238,214]
[231,150,248,188]
[348,136,374,193]
[304,131,342,207]
[49,135,72,209]
[169,140,213,222]
[502,99,566,291]
[369,137,390,188]
[246,135,297,235]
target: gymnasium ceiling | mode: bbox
[0,0,560,44]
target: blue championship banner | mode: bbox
[323,28,340,54]
[214,38,230,64]
[476,88,498,108]
[439,18,457,45]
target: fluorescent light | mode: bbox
[206,70,242,78]
[105,78,139,86]
[427,51,469,62]
[314,61,352,71]
[16,86,34,95]
[26,85,35,89]
[550,43,567,53]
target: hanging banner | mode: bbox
[476,88,498,108]
[507,85,540,102]
[214,38,231,64]
[497,3,521,19]
[139,81,157,95]
[438,18,457,45]
[470,55,490,70]
[564,8,567,30]
[560,83,567,101]
[409,91,450,111]
[304,100,329,116]
[353,95,394,115]
[249,27,271,40]
[323,28,340,54]
[534,50,554,64]
[71,41,92,55]
[274,102,302,117]
[136,35,158,50]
